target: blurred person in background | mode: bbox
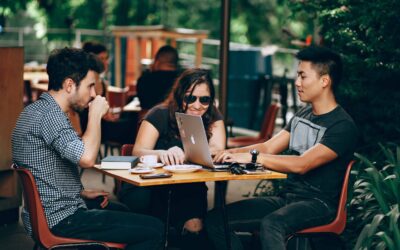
[137,45,180,110]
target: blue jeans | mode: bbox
[205,193,336,250]
[51,208,164,250]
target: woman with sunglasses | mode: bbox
[119,68,226,250]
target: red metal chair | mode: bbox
[101,87,131,182]
[103,88,129,156]
[12,164,126,250]
[121,144,134,156]
[107,87,128,113]
[227,103,280,148]
[113,144,135,195]
[289,160,356,249]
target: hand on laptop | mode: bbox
[160,146,185,165]
[214,151,251,164]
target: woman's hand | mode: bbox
[159,146,185,165]
[81,189,109,208]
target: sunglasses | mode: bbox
[183,95,211,105]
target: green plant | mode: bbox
[350,143,400,250]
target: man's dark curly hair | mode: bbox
[46,47,90,91]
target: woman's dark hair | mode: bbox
[88,53,105,73]
[164,68,217,140]
[47,47,90,91]
[82,41,107,55]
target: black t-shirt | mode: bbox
[144,104,223,150]
[137,70,180,109]
[283,105,358,207]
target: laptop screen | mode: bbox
[175,112,215,168]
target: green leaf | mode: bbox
[354,224,372,249]
[379,143,396,165]
[388,205,400,248]
[396,146,400,166]
[365,168,390,213]
[376,231,395,250]
[368,214,385,237]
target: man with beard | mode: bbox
[12,47,163,250]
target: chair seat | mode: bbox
[297,216,346,235]
[290,161,356,250]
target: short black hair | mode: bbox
[82,41,107,55]
[154,45,179,67]
[88,53,105,74]
[296,46,342,91]
[46,47,90,91]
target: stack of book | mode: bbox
[100,156,139,170]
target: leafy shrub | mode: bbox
[348,143,400,249]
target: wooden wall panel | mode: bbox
[0,47,23,204]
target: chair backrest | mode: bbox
[258,103,280,140]
[114,144,135,195]
[299,160,355,235]
[13,163,126,249]
[12,164,78,247]
[121,144,134,156]
[107,87,128,109]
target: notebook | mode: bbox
[175,112,229,170]
[100,156,139,170]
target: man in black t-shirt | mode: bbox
[208,46,358,250]
[137,45,180,110]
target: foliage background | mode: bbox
[2,0,399,149]
[288,0,400,151]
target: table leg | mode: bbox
[214,181,228,209]
[164,189,172,250]
[216,181,231,250]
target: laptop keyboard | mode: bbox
[213,163,230,169]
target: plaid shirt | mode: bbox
[12,93,87,236]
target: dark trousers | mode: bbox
[119,183,210,250]
[205,193,336,250]
[51,208,164,250]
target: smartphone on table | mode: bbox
[139,173,172,179]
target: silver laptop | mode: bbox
[175,112,229,170]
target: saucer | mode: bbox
[163,165,202,173]
[137,162,164,168]
[129,167,155,174]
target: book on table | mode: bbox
[100,156,139,169]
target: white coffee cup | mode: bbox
[140,155,158,166]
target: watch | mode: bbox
[250,149,259,164]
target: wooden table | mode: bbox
[94,165,286,249]
[93,165,285,186]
